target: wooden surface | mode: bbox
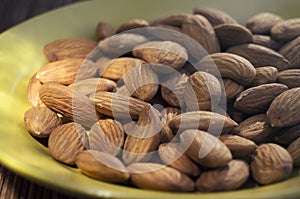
[1,1,86,198]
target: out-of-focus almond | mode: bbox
[193,7,237,27]
[44,38,97,62]
[252,35,283,51]
[271,18,300,41]
[277,69,300,88]
[246,12,283,34]
[96,22,116,41]
[117,19,149,33]
[287,137,300,166]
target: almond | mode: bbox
[95,22,116,41]
[198,53,256,86]
[27,73,44,107]
[267,88,300,127]
[250,143,293,185]
[76,150,129,183]
[89,119,124,156]
[277,69,300,88]
[24,107,61,138]
[246,12,283,34]
[252,35,283,51]
[36,58,97,85]
[48,122,88,165]
[279,36,300,68]
[274,123,300,145]
[127,163,195,192]
[196,160,249,191]
[249,66,278,87]
[180,129,232,168]
[44,38,97,62]
[287,137,300,166]
[117,19,149,33]
[271,18,300,41]
[234,83,288,115]
[223,79,244,101]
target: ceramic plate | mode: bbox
[0,0,299,198]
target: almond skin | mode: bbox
[180,129,232,168]
[267,88,300,127]
[44,38,97,62]
[24,107,61,138]
[76,150,129,183]
[250,143,293,185]
[127,163,195,192]
[48,122,88,165]
[36,58,97,86]
[89,119,124,156]
[196,160,249,192]
[39,83,99,128]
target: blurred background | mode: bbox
[0,0,83,33]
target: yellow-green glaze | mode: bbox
[0,0,299,198]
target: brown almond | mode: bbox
[98,33,148,56]
[227,44,290,71]
[160,107,181,143]
[180,129,232,168]
[232,114,277,143]
[279,36,300,69]
[196,160,249,191]
[127,163,195,192]
[117,19,149,33]
[249,66,278,87]
[122,110,162,165]
[267,88,300,127]
[198,53,256,86]
[89,119,124,156]
[123,64,159,101]
[214,23,253,50]
[219,135,257,158]
[95,22,116,41]
[223,79,244,101]
[44,38,97,62]
[271,18,300,41]
[90,91,150,120]
[193,7,238,27]
[252,35,283,51]
[132,41,188,70]
[27,73,44,107]
[246,12,283,34]
[274,123,300,145]
[251,143,293,185]
[159,143,201,177]
[161,73,188,108]
[68,78,116,96]
[24,107,61,138]
[48,122,88,165]
[277,69,300,88]
[100,57,145,81]
[287,137,300,166]
[182,15,220,54]
[76,150,129,183]
[168,111,238,134]
[150,13,191,27]
[234,83,288,115]
[39,83,99,128]
[36,58,97,86]
[184,71,222,111]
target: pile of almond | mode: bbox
[24,7,300,192]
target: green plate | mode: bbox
[0,0,300,198]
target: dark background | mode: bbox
[0,0,84,33]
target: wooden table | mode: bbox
[1,1,84,198]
